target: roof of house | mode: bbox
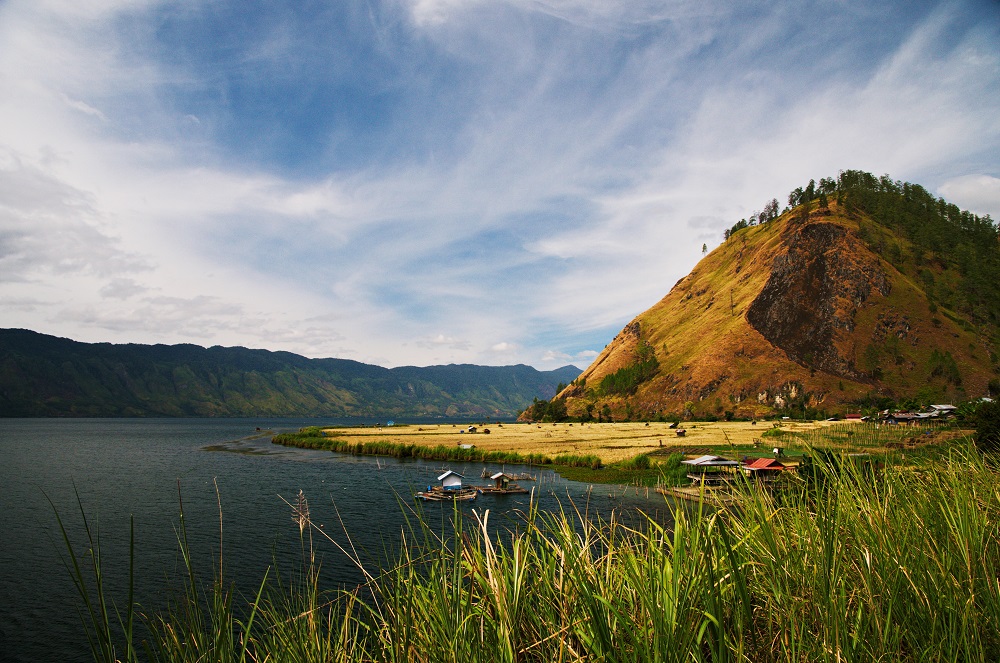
[490,472,512,480]
[682,454,740,467]
[930,404,957,410]
[744,457,785,470]
[437,470,464,481]
[887,412,926,420]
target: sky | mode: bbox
[1,0,999,370]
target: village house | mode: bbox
[928,404,958,417]
[879,403,957,424]
[742,456,786,480]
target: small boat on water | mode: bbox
[415,486,479,501]
[415,469,479,501]
[478,486,529,495]
[477,471,530,495]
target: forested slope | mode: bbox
[0,329,579,418]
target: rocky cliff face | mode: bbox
[746,220,890,381]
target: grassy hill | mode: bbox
[562,171,1000,420]
[0,329,580,418]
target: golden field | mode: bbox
[322,419,855,465]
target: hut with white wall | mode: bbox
[437,470,464,491]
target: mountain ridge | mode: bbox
[0,328,580,418]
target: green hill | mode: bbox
[0,329,580,418]
[560,170,1000,420]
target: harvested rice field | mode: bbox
[321,419,856,465]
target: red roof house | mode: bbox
[743,457,786,478]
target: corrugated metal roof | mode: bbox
[744,457,785,470]
[682,455,740,466]
[437,470,464,481]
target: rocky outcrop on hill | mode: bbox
[746,221,890,381]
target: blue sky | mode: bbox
[1,0,998,369]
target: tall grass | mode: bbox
[50,488,137,663]
[62,441,1000,661]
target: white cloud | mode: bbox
[418,334,472,351]
[408,0,720,30]
[59,295,246,339]
[540,348,598,369]
[541,350,571,363]
[408,0,478,25]
[938,175,1000,219]
[99,277,148,300]
[0,153,150,282]
[60,93,107,121]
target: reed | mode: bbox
[61,439,1000,661]
[49,487,137,663]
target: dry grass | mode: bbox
[322,420,853,465]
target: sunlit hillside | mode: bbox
[561,171,1000,420]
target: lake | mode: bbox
[0,418,671,662]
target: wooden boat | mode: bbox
[478,485,529,495]
[415,486,479,502]
[477,471,530,495]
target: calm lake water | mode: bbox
[0,418,671,662]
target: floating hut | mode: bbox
[479,472,529,495]
[415,470,478,501]
[437,470,464,490]
[682,454,740,485]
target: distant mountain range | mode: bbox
[559,170,1000,420]
[0,329,581,418]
